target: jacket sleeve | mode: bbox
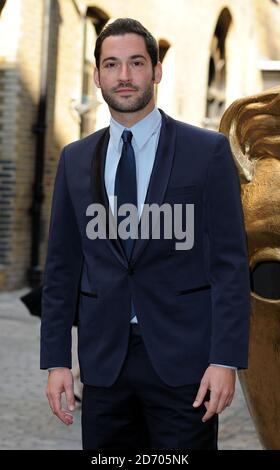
[206,134,251,368]
[40,147,83,369]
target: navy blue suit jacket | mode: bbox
[40,110,251,386]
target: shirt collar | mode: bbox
[109,107,162,151]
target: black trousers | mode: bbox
[82,324,218,450]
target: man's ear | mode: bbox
[153,62,162,85]
[94,67,100,88]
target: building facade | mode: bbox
[0,0,280,290]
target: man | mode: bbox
[41,18,250,450]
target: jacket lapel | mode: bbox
[90,110,177,267]
[90,127,127,267]
[132,110,177,262]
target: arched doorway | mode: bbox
[0,1,6,15]
[79,6,110,137]
[205,8,232,129]
[156,38,174,113]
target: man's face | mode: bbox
[94,33,162,114]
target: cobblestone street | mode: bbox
[0,290,262,450]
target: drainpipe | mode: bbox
[28,0,52,287]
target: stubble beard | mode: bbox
[100,82,154,113]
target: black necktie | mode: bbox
[114,130,137,260]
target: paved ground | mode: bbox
[0,289,262,450]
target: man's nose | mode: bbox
[118,63,132,82]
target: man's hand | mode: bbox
[193,365,236,422]
[46,368,75,425]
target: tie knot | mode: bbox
[122,130,133,144]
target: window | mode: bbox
[259,60,280,89]
[204,8,232,130]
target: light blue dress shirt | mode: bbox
[105,107,162,324]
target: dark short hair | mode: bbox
[94,18,159,69]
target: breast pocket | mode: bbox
[165,184,196,196]
[164,185,196,203]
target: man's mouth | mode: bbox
[115,88,137,94]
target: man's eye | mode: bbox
[132,61,144,67]
[105,62,117,68]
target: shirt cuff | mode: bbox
[210,363,237,370]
